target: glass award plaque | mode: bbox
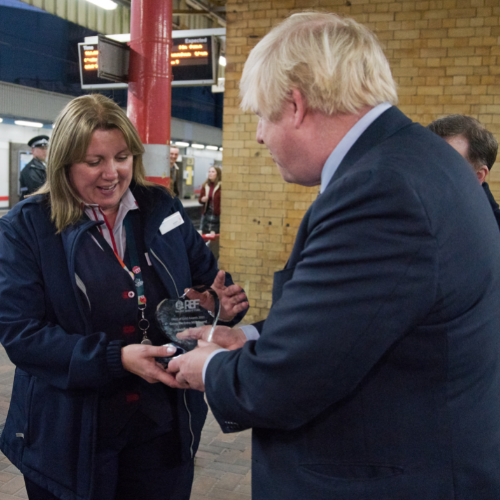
[155,289,220,366]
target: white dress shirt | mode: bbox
[84,188,138,259]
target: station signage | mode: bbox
[78,42,128,90]
[78,33,218,90]
[171,35,217,86]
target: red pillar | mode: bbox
[127,0,172,188]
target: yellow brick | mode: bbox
[221,0,500,320]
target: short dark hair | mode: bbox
[428,115,498,170]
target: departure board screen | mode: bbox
[171,36,217,86]
[78,34,218,89]
[78,42,127,89]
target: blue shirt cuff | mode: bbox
[202,348,228,384]
[240,324,260,341]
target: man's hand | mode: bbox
[185,270,248,322]
[121,344,177,384]
[167,341,222,391]
[177,325,247,350]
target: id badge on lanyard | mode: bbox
[122,214,151,344]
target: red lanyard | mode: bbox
[90,207,151,344]
[90,207,133,280]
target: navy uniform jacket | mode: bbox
[19,157,46,199]
[0,184,244,500]
[206,107,500,499]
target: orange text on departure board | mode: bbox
[84,49,99,71]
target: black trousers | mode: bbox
[25,411,194,500]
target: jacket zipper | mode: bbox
[150,248,196,457]
[69,222,100,334]
[149,248,180,297]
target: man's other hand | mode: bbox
[177,325,247,350]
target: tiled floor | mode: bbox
[0,346,252,499]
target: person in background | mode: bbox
[428,114,500,229]
[199,166,221,234]
[19,134,49,199]
[169,146,180,196]
[165,12,500,500]
[0,94,248,500]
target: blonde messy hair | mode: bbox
[240,11,398,121]
[37,94,149,232]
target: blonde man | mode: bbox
[166,12,500,500]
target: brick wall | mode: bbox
[220,0,500,324]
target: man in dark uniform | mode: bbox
[19,135,49,199]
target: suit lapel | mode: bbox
[285,202,315,269]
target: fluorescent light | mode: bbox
[85,0,117,10]
[206,145,219,151]
[0,118,3,123]
[219,147,223,151]
[15,120,43,128]
[219,56,226,67]
[174,141,190,147]
[191,143,205,149]
[107,34,129,42]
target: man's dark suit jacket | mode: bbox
[206,107,500,499]
[482,181,500,231]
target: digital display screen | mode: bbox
[78,34,217,89]
[171,36,216,86]
[78,42,127,89]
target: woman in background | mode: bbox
[199,166,221,234]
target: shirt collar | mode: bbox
[320,102,392,193]
[83,188,138,227]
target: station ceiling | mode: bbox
[16,0,225,34]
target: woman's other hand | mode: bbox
[185,270,249,322]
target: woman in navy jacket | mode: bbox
[0,95,247,500]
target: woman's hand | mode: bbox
[121,344,177,384]
[200,196,208,202]
[185,270,249,322]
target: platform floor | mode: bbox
[0,345,252,499]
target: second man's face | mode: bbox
[170,148,179,168]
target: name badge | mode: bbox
[160,212,184,235]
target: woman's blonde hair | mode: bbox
[37,94,149,232]
[240,11,398,122]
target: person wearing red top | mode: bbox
[199,166,221,234]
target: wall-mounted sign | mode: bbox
[78,41,128,90]
[171,35,218,86]
[79,29,220,89]
[98,36,130,84]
